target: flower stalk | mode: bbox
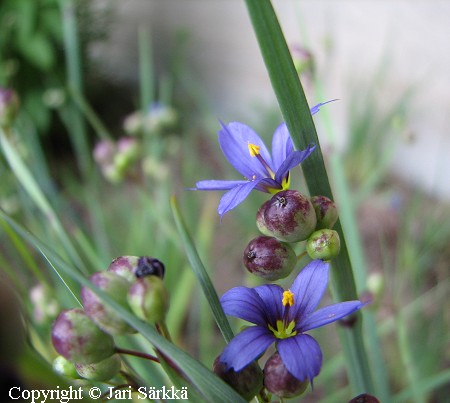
[244,0,375,394]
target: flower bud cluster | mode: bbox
[51,255,169,382]
[244,190,340,280]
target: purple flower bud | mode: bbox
[127,276,169,324]
[107,256,140,283]
[310,195,338,229]
[349,393,380,403]
[263,190,316,242]
[263,352,309,398]
[243,236,296,280]
[75,354,121,381]
[255,199,272,236]
[51,309,115,364]
[81,272,135,335]
[306,229,341,261]
[213,355,263,401]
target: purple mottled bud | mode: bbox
[52,356,78,379]
[51,308,115,364]
[81,272,135,335]
[75,354,121,382]
[306,229,341,261]
[243,236,296,281]
[263,352,308,398]
[114,137,140,171]
[107,255,140,283]
[135,256,165,279]
[127,276,169,323]
[213,355,263,401]
[310,195,338,229]
[0,88,20,128]
[349,393,380,403]
[263,190,316,242]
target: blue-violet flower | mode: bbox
[220,259,365,383]
[194,102,332,218]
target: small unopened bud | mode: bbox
[0,88,20,128]
[349,393,380,403]
[306,229,341,261]
[243,236,296,281]
[127,276,169,323]
[81,272,135,335]
[107,255,140,283]
[75,354,121,382]
[52,355,78,379]
[263,190,316,242]
[30,283,59,325]
[51,308,115,364]
[114,137,140,171]
[310,195,338,229]
[213,355,263,401]
[263,352,308,398]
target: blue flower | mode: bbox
[220,259,365,383]
[193,102,333,218]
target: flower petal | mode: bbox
[218,121,272,179]
[217,180,260,217]
[289,260,329,323]
[195,179,248,191]
[274,144,316,184]
[277,334,322,383]
[253,284,284,328]
[220,326,274,371]
[271,123,293,171]
[299,301,366,332]
[221,287,268,327]
[310,99,338,116]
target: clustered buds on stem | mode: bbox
[50,255,169,383]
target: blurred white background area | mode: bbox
[91,0,450,201]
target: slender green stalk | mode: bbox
[139,26,154,111]
[244,0,374,394]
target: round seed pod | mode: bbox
[135,256,165,279]
[263,190,316,243]
[263,352,308,398]
[213,355,263,401]
[127,276,169,324]
[75,354,121,382]
[255,199,272,236]
[81,272,135,335]
[52,355,78,379]
[243,236,296,281]
[51,308,115,364]
[310,195,338,229]
[306,229,341,261]
[107,255,140,283]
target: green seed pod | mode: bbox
[107,255,140,283]
[310,195,338,229]
[81,272,135,335]
[243,236,296,281]
[263,352,309,398]
[306,229,341,261]
[51,308,115,364]
[255,199,272,236]
[127,276,169,324]
[263,190,316,243]
[52,355,79,379]
[213,355,263,401]
[75,354,121,382]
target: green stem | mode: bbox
[244,0,374,394]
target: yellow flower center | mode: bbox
[282,290,295,306]
[248,142,261,157]
[269,319,297,339]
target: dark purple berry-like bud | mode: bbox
[81,272,135,335]
[213,355,263,401]
[349,393,380,403]
[127,276,169,323]
[306,229,341,261]
[263,352,308,398]
[243,236,296,281]
[107,255,140,283]
[51,308,115,364]
[255,199,272,236]
[263,190,316,242]
[135,256,165,279]
[75,354,121,381]
[310,195,338,229]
